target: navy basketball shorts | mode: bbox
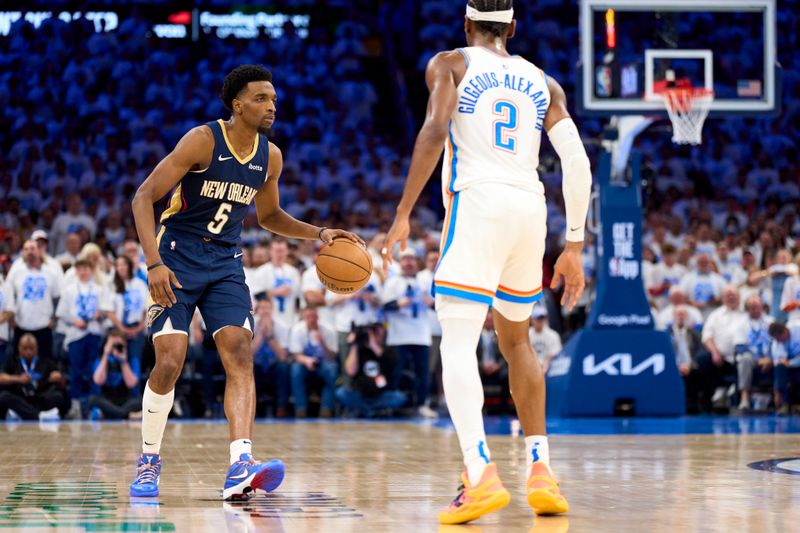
[146,227,254,340]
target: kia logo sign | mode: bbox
[583,353,665,376]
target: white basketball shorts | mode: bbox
[433,182,547,321]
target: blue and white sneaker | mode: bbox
[222,453,285,500]
[130,453,161,497]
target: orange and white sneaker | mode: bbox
[438,462,511,525]
[526,462,569,515]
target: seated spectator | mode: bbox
[734,295,774,411]
[768,322,800,415]
[0,334,67,420]
[646,243,687,309]
[56,232,83,271]
[56,258,113,418]
[529,305,562,372]
[88,329,141,420]
[714,242,747,286]
[252,299,291,418]
[779,260,800,325]
[654,287,703,331]
[336,323,405,418]
[478,312,510,414]
[680,253,726,318]
[289,306,338,418]
[701,286,745,410]
[0,275,15,364]
[670,306,706,413]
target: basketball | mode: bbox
[316,238,373,293]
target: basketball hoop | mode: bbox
[656,87,714,145]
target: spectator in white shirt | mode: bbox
[50,193,96,255]
[9,240,61,359]
[655,287,703,331]
[734,295,774,411]
[646,243,688,309]
[289,306,337,418]
[381,249,435,418]
[680,254,727,319]
[701,286,745,408]
[714,241,747,286]
[0,275,15,363]
[56,259,114,417]
[111,256,149,364]
[416,249,443,407]
[528,305,563,372]
[256,238,301,326]
[779,262,800,326]
[56,232,83,271]
[122,239,148,285]
[7,230,64,286]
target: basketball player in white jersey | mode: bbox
[383,1,591,524]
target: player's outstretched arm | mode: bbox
[382,51,459,273]
[132,126,212,306]
[545,77,592,312]
[254,143,364,246]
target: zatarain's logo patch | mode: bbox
[147,306,165,328]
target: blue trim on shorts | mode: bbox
[435,285,493,305]
[494,290,543,304]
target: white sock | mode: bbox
[141,381,174,455]
[525,435,550,470]
[438,296,491,486]
[230,439,253,464]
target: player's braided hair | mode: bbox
[467,0,513,38]
[220,64,273,111]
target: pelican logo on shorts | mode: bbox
[147,305,165,328]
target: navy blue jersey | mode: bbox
[160,119,269,245]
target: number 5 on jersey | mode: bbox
[208,202,232,234]
[492,100,519,154]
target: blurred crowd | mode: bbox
[0,2,799,420]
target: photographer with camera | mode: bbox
[88,329,141,420]
[336,323,405,418]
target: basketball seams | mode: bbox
[316,250,372,276]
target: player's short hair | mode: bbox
[220,65,273,111]
[467,0,513,38]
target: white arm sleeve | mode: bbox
[547,118,592,242]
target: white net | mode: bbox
[658,88,714,145]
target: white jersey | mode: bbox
[444,46,550,196]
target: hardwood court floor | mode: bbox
[0,418,798,532]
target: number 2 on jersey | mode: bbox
[208,202,232,234]
[492,100,519,154]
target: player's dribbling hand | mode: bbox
[381,216,410,275]
[148,264,183,308]
[550,242,585,313]
[320,228,365,247]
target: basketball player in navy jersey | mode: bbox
[130,65,362,500]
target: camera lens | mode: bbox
[113,342,125,352]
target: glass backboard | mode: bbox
[578,0,779,116]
